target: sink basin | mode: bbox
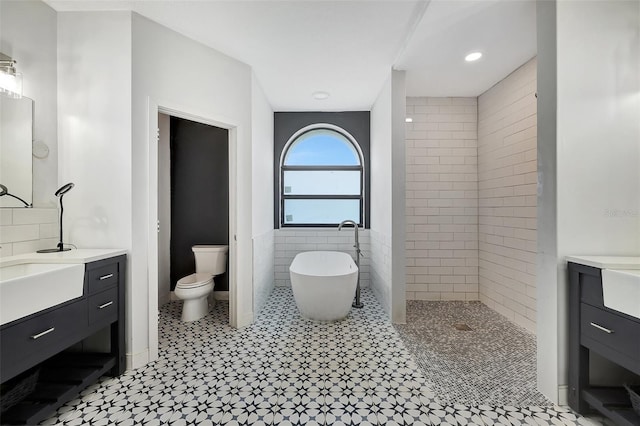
[0,262,85,325]
[602,269,640,319]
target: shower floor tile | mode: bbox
[395,300,552,407]
[41,288,596,425]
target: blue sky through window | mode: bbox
[282,128,362,225]
[284,130,360,166]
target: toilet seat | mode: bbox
[176,273,213,289]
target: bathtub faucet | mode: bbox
[338,220,364,308]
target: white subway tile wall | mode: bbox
[369,228,392,314]
[405,97,479,301]
[253,230,275,316]
[0,208,59,256]
[274,229,370,288]
[478,58,537,333]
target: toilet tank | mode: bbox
[192,245,228,275]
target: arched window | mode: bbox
[280,125,364,226]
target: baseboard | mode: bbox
[214,291,229,300]
[158,294,170,306]
[557,385,568,406]
[126,349,149,371]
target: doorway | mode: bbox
[157,115,230,304]
[148,102,239,363]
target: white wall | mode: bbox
[370,69,407,323]
[536,0,558,403]
[131,13,254,366]
[556,2,640,256]
[405,97,479,302]
[478,58,537,332]
[1,0,57,207]
[251,73,274,315]
[57,11,134,365]
[57,12,132,251]
[370,74,393,313]
[157,113,171,307]
[537,0,640,403]
[390,70,407,324]
[251,74,274,237]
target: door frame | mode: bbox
[147,97,238,362]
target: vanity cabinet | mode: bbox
[0,255,125,425]
[568,261,640,425]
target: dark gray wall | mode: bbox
[170,117,229,291]
[273,111,371,228]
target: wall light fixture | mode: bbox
[0,53,23,99]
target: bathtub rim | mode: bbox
[289,250,357,278]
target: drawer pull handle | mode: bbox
[99,273,114,280]
[31,327,55,340]
[590,322,614,334]
[98,301,114,309]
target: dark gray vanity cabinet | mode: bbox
[568,261,640,425]
[0,255,126,425]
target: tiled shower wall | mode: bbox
[274,229,370,288]
[478,58,538,332]
[405,97,479,301]
[0,208,59,256]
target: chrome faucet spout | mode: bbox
[338,219,359,247]
[338,219,357,229]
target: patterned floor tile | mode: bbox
[39,288,596,426]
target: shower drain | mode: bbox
[453,323,473,331]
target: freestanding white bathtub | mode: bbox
[290,251,358,321]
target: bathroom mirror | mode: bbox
[0,96,33,208]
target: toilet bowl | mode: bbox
[175,273,214,322]
[174,245,228,322]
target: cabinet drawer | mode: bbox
[87,263,118,294]
[1,300,86,379]
[581,303,640,361]
[88,287,118,326]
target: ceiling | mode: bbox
[45,0,537,111]
[397,0,537,97]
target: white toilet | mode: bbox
[175,245,228,322]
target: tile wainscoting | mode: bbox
[0,208,59,257]
[253,229,275,317]
[274,228,370,288]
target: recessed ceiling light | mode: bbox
[405,117,413,123]
[465,52,483,62]
[312,91,330,100]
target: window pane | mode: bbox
[284,129,360,166]
[283,199,360,225]
[283,170,361,195]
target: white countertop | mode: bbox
[566,255,640,270]
[0,248,127,267]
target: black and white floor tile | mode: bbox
[41,289,598,425]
